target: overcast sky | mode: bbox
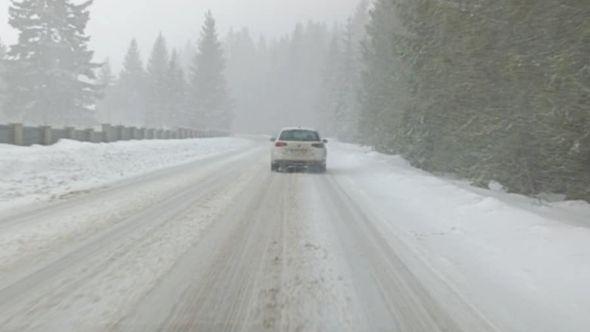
[0,0,360,69]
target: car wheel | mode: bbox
[271,162,279,172]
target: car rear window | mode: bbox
[279,130,320,142]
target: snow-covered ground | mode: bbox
[0,138,254,214]
[0,138,588,331]
[329,142,590,332]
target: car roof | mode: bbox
[279,127,318,133]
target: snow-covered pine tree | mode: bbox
[351,0,370,45]
[189,11,232,131]
[356,0,590,201]
[317,1,368,142]
[146,33,170,128]
[359,0,408,151]
[338,0,370,143]
[115,39,147,126]
[4,0,100,126]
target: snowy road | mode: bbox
[0,138,588,331]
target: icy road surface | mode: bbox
[0,138,589,331]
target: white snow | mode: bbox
[1,138,588,331]
[0,138,254,214]
[328,142,590,332]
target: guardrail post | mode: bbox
[85,128,94,142]
[146,128,155,139]
[114,125,123,141]
[120,127,127,140]
[10,123,24,146]
[65,127,75,140]
[40,126,52,145]
[102,124,112,142]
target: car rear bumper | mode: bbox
[273,160,326,167]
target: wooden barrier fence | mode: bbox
[0,123,228,146]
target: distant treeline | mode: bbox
[0,1,231,131]
[223,2,371,134]
[320,0,589,200]
[98,11,231,131]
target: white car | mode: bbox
[271,128,328,172]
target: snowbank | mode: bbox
[329,143,590,332]
[0,138,253,214]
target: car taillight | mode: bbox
[275,142,287,147]
[312,143,325,148]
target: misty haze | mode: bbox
[0,0,589,331]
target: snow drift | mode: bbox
[0,138,254,214]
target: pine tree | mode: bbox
[115,39,147,126]
[0,39,5,60]
[272,22,330,129]
[166,49,187,127]
[181,41,197,73]
[189,11,232,130]
[359,0,406,150]
[95,58,116,123]
[4,0,100,126]
[225,22,331,133]
[96,59,115,88]
[317,31,343,136]
[225,28,266,133]
[317,1,369,141]
[356,0,590,201]
[0,38,7,121]
[335,21,361,142]
[146,33,170,127]
[351,0,370,44]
